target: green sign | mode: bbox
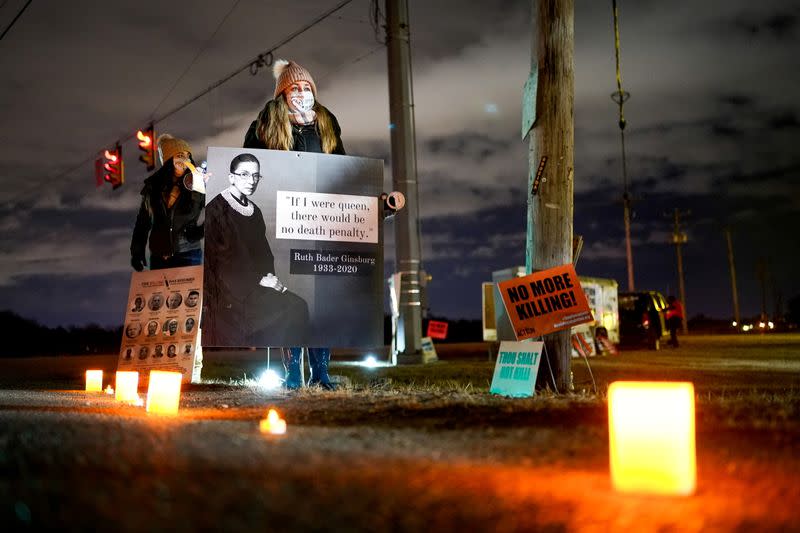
[490,341,543,397]
[521,67,538,140]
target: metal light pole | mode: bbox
[386,0,423,363]
[724,227,741,325]
[611,0,635,291]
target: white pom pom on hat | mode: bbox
[273,59,317,98]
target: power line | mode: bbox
[369,0,386,44]
[152,0,355,124]
[611,0,635,291]
[0,0,32,41]
[5,0,356,206]
[316,42,385,83]
[150,0,242,119]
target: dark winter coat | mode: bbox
[130,161,205,261]
[243,101,346,155]
[203,191,310,346]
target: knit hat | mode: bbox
[157,134,192,164]
[273,59,317,99]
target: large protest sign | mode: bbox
[117,265,203,383]
[498,264,593,341]
[202,147,384,348]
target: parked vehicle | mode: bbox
[618,291,670,350]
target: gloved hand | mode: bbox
[131,255,146,272]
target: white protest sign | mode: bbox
[489,341,543,397]
[118,265,203,384]
[420,336,439,363]
[275,190,378,243]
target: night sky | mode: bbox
[0,0,798,327]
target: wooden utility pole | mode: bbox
[526,0,574,392]
[671,209,689,334]
[386,0,423,363]
[724,227,741,325]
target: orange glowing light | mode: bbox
[136,130,152,146]
[85,370,103,392]
[115,371,139,404]
[259,408,287,435]
[145,371,182,415]
[105,385,114,395]
[608,381,696,496]
[104,150,117,162]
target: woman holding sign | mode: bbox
[243,59,404,391]
[130,134,205,271]
[243,59,344,390]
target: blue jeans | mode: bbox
[150,248,203,270]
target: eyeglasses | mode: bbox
[233,171,261,181]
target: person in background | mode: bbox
[243,59,403,390]
[131,134,205,271]
[666,295,685,348]
[130,134,206,382]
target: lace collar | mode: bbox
[221,187,254,216]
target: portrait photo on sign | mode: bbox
[117,265,203,384]
[202,147,384,348]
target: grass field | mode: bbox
[1,333,798,530]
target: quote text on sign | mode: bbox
[275,191,378,243]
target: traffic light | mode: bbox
[103,144,124,190]
[137,125,156,171]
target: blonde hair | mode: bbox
[255,98,338,154]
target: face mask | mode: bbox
[290,91,315,112]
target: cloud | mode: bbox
[1,0,799,323]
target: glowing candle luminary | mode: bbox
[608,381,696,496]
[145,371,183,415]
[85,370,103,392]
[115,371,140,404]
[259,409,287,435]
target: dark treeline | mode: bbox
[0,311,121,358]
[382,315,483,344]
[424,316,483,342]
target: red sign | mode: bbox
[498,264,593,340]
[426,320,449,340]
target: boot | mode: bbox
[307,347,335,390]
[281,347,303,389]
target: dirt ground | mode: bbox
[0,334,798,531]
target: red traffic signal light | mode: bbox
[103,144,124,190]
[137,125,156,171]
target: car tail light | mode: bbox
[642,313,650,329]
